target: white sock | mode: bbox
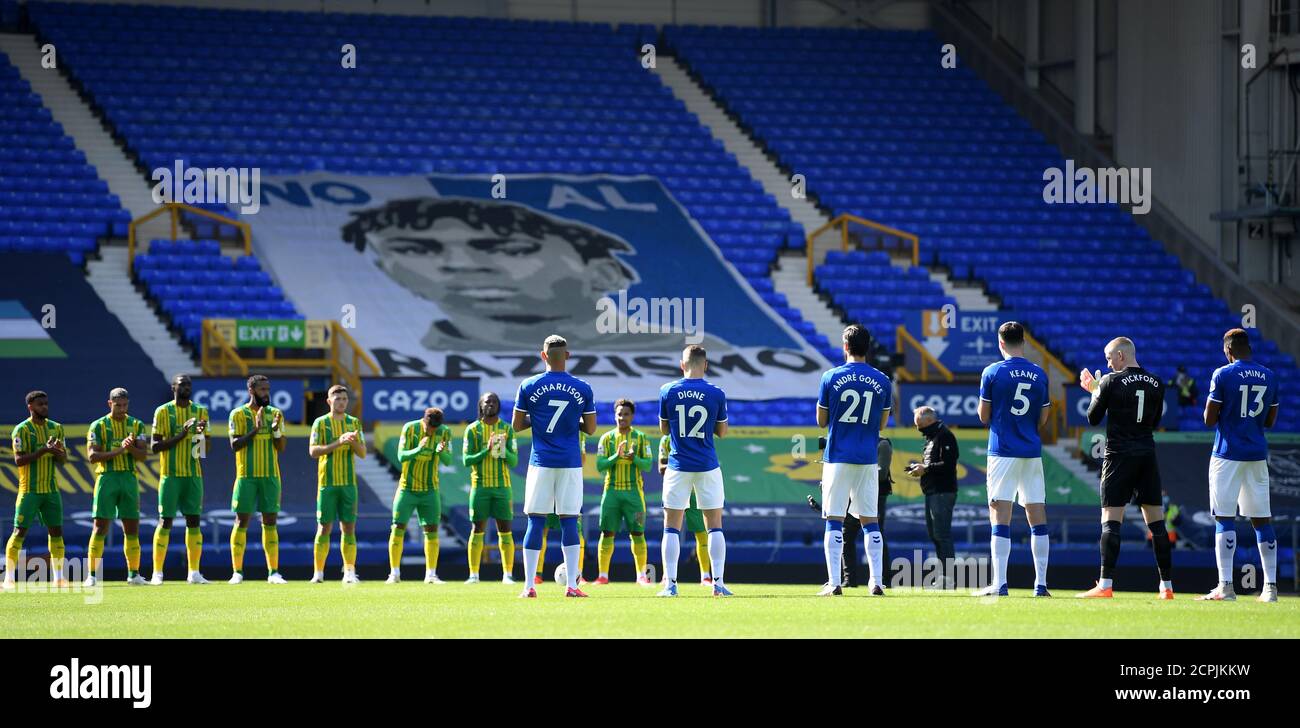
[562,544,580,589]
[313,570,324,579]
[1215,531,1235,584]
[1031,532,1049,588]
[865,527,884,587]
[1098,577,1113,590]
[1258,540,1277,585]
[707,529,726,584]
[991,533,1010,588]
[661,530,680,583]
[824,526,843,587]
[523,548,540,586]
[1159,580,1172,592]
[390,567,400,578]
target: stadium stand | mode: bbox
[665,24,1300,432]
[132,239,301,347]
[0,50,129,265]
[0,253,168,422]
[24,1,934,395]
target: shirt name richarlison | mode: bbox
[527,382,587,406]
[49,658,152,709]
[831,371,885,394]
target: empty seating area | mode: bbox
[26,1,850,364]
[816,250,953,340]
[133,239,301,346]
[669,25,1300,431]
[0,51,129,264]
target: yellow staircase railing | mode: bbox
[806,213,920,286]
[894,325,954,382]
[128,202,252,274]
[201,319,381,417]
[1022,330,1073,444]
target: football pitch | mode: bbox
[2,582,1297,638]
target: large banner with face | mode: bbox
[241,173,828,401]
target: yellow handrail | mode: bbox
[1023,330,1073,444]
[128,202,252,274]
[895,325,954,382]
[806,213,920,286]
[200,319,248,377]
[200,319,379,418]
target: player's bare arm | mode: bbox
[977,399,991,425]
[230,417,261,452]
[87,438,126,463]
[581,411,597,436]
[512,408,531,432]
[152,418,196,454]
[1203,399,1221,427]
[1265,403,1279,428]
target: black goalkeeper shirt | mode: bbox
[1086,366,1163,457]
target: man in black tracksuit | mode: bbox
[907,406,958,585]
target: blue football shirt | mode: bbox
[979,356,1050,458]
[514,371,596,469]
[817,362,892,465]
[658,377,727,472]
[1208,360,1278,462]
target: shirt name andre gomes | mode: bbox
[50,658,152,708]
[831,371,885,394]
[528,381,586,406]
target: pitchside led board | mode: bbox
[359,377,478,422]
[238,173,828,402]
[905,308,1005,374]
[190,377,304,422]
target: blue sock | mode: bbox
[1254,524,1276,544]
[825,520,843,532]
[864,522,880,534]
[993,524,1010,539]
[559,516,579,546]
[1031,524,1048,536]
[523,515,546,550]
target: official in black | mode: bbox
[906,406,958,586]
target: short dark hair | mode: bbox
[842,324,870,357]
[25,390,47,405]
[998,321,1025,347]
[327,384,349,398]
[340,197,635,279]
[247,374,269,391]
[423,407,444,427]
[614,398,635,413]
[683,345,707,366]
[1224,328,1251,356]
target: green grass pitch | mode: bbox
[3,581,1298,638]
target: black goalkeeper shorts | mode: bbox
[1100,452,1162,508]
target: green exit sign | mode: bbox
[235,319,306,348]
